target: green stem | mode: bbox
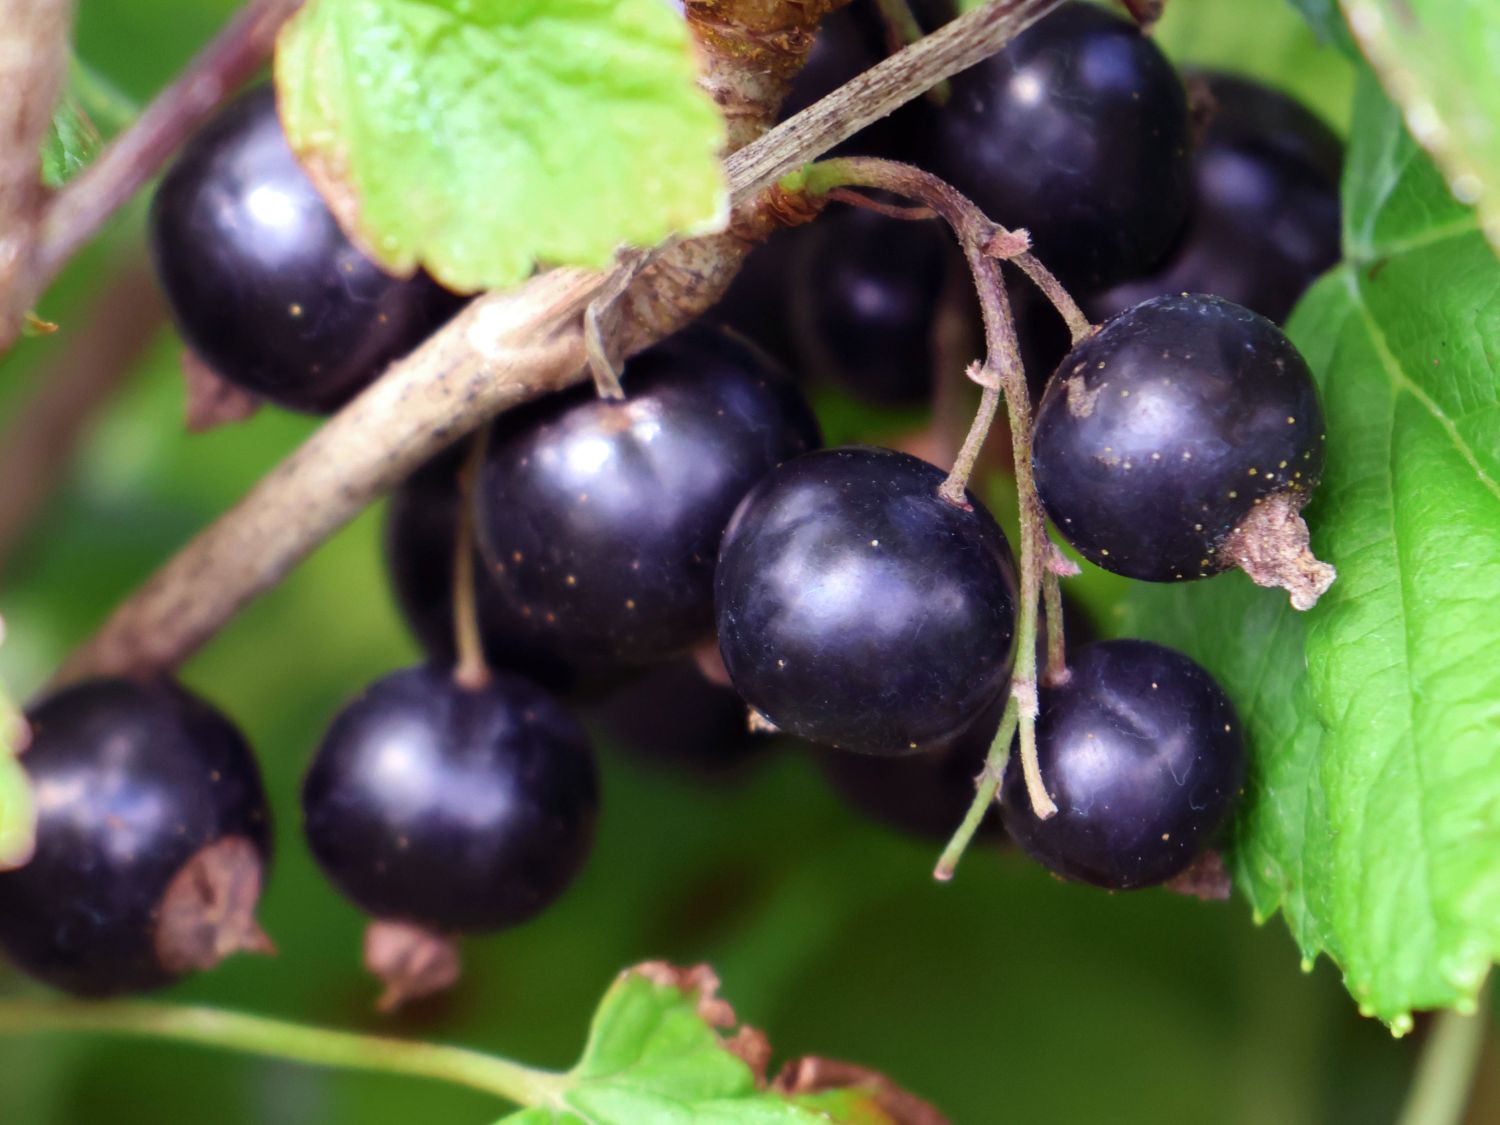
[1395,983,1492,1125]
[0,999,569,1108]
[1041,566,1068,687]
[934,696,1018,880]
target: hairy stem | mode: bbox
[451,432,491,691]
[934,696,1018,880]
[1010,252,1092,343]
[6,0,303,356]
[55,0,1065,687]
[1041,566,1068,686]
[797,157,1058,826]
[0,999,567,1108]
[1395,984,1492,1125]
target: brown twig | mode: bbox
[2,0,303,354]
[0,0,74,344]
[0,255,166,572]
[55,0,1065,687]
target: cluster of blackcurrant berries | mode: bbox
[0,1,1340,1005]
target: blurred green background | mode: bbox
[0,1,1492,1122]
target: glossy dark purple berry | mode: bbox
[1000,640,1244,889]
[0,679,271,996]
[925,1,1192,291]
[790,207,956,404]
[1087,72,1343,325]
[476,325,820,666]
[303,665,597,933]
[1032,294,1325,584]
[715,446,1017,755]
[385,446,578,690]
[150,85,461,413]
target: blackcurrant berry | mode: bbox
[711,229,806,375]
[1000,639,1244,889]
[790,207,956,404]
[476,325,820,666]
[924,1,1192,291]
[715,446,1017,755]
[1032,294,1331,605]
[150,85,461,414]
[0,679,272,997]
[1087,72,1342,325]
[303,666,597,932]
[385,445,578,690]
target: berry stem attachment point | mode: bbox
[1010,253,1093,344]
[451,432,491,691]
[934,695,1019,881]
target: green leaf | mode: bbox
[1120,72,1500,1027]
[1287,0,1358,55]
[42,95,102,189]
[274,0,727,293]
[493,966,910,1124]
[1341,0,1500,258]
[0,672,34,871]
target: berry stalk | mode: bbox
[790,157,1060,826]
[933,695,1018,880]
[451,432,491,691]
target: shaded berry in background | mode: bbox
[791,207,956,405]
[1086,71,1343,325]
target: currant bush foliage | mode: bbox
[274,0,727,293]
[1122,71,1500,1028]
[497,969,901,1124]
[1341,0,1500,258]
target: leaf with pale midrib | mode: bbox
[1120,71,1500,1027]
[275,0,726,294]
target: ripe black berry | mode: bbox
[149,85,460,413]
[711,229,806,374]
[924,1,1192,291]
[715,446,1017,755]
[1033,294,1331,605]
[1087,72,1343,325]
[1000,640,1244,889]
[476,325,820,666]
[303,665,597,934]
[0,679,272,997]
[385,446,577,690]
[790,207,955,404]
